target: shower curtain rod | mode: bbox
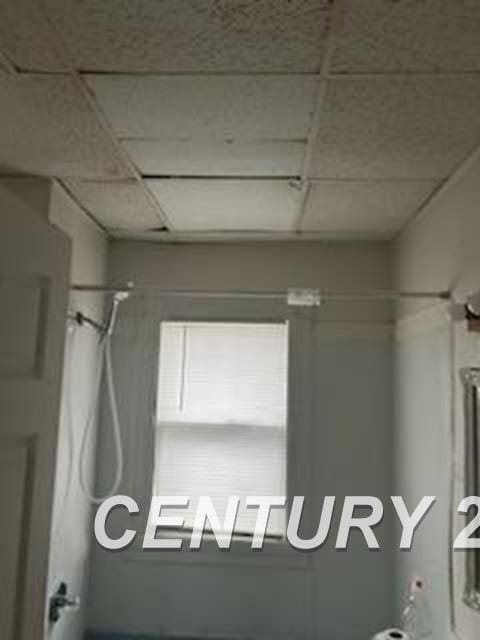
[70,284,451,302]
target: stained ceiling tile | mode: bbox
[87,75,317,140]
[40,0,330,73]
[146,179,301,232]
[332,0,480,73]
[7,0,480,75]
[311,77,480,180]
[302,180,438,237]
[0,75,129,179]
[62,179,166,231]
[124,139,305,177]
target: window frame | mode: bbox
[116,295,314,567]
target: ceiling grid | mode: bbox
[38,0,175,234]
[1,0,480,240]
[294,0,346,233]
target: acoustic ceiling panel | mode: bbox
[0,75,128,179]
[302,180,438,237]
[86,75,317,141]
[332,0,480,73]
[124,139,305,177]
[146,179,301,232]
[0,1,63,72]
[42,0,330,73]
[5,1,480,75]
[311,76,480,180]
[62,179,165,230]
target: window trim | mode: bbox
[117,296,315,568]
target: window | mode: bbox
[154,321,288,538]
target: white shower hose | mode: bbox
[78,331,124,505]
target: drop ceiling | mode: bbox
[1,0,480,241]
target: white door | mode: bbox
[0,196,70,639]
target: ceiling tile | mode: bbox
[0,50,15,74]
[39,0,329,73]
[311,77,480,180]
[62,179,165,230]
[87,75,317,141]
[6,1,479,75]
[0,1,63,72]
[332,0,480,73]
[0,75,129,179]
[302,180,438,237]
[146,179,301,232]
[124,139,305,177]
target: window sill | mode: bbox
[122,533,312,570]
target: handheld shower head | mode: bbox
[104,291,130,337]
[113,291,131,303]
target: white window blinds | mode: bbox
[155,321,288,536]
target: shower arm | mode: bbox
[67,311,105,334]
[68,291,130,336]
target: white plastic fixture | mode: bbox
[287,288,322,307]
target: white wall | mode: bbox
[107,241,392,324]
[47,182,108,640]
[87,240,395,640]
[0,176,52,219]
[394,156,480,640]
